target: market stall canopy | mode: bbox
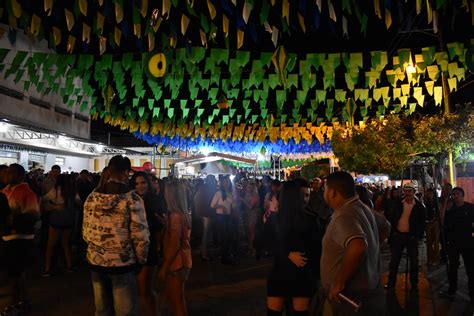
[175,152,256,166]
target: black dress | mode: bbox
[142,192,165,265]
[264,210,322,297]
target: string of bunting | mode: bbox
[134,132,334,158]
[1,0,472,54]
[0,39,472,146]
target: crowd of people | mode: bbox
[0,156,473,316]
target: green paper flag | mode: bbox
[422,46,436,65]
[153,108,160,118]
[286,74,298,90]
[0,49,9,64]
[242,100,250,109]
[245,108,252,119]
[268,74,279,89]
[191,100,202,110]
[148,99,154,110]
[101,55,113,70]
[197,108,204,117]
[296,90,307,105]
[260,52,273,67]
[235,51,250,67]
[191,47,206,63]
[260,0,270,24]
[133,98,139,108]
[276,90,286,109]
[222,115,229,125]
[325,99,334,120]
[138,107,145,118]
[122,53,133,71]
[335,89,347,103]
[189,87,199,100]
[168,108,175,119]
[316,90,327,104]
[407,103,417,115]
[164,99,171,109]
[182,108,190,118]
[208,88,218,100]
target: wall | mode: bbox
[457,177,474,204]
[0,23,90,139]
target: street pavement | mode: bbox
[0,245,473,315]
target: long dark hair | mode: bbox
[278,181,305,234]
[129,171,152,196]
[219,175,232,201]
[56,174,76,203]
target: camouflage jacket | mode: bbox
[83,190,149,268]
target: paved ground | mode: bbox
[0,244,473,315]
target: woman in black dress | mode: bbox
[265,181,321,315]
[130,172,165,316]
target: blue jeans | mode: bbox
[91,271,138,316]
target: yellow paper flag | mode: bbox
[237,29,244,49]
[282,0,290,24]
[298,12,306,33]
[162,0,171,19]
[385,8,392,28]
[8,15,17,28]
[67,35,76,53]
[30,14,41,36]
[181,14,190,35]
[448,77,457,91]
[170,36,177,48]
[114,27,121,46]
[53,26,61,46]
[434,86,443,106]
[44,0,53,16]
[424,80,434,96]
[134,23,141,38]
[140,0,148,17]
[200,29,207,47]
[374,0,382,19]
[99,36,107,55]
[148,32,155,51]
[11,0,22,18]
[207,0,216,20]
[79,0,87,16]
[115,2,123,23]
[426,0,433,23]
[82,23,91,43]
[97,12,105,35]
[64,10,76,32]
[223,14,229,37]
[243,1,252,24]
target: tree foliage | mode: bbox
[331,108,473,175]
